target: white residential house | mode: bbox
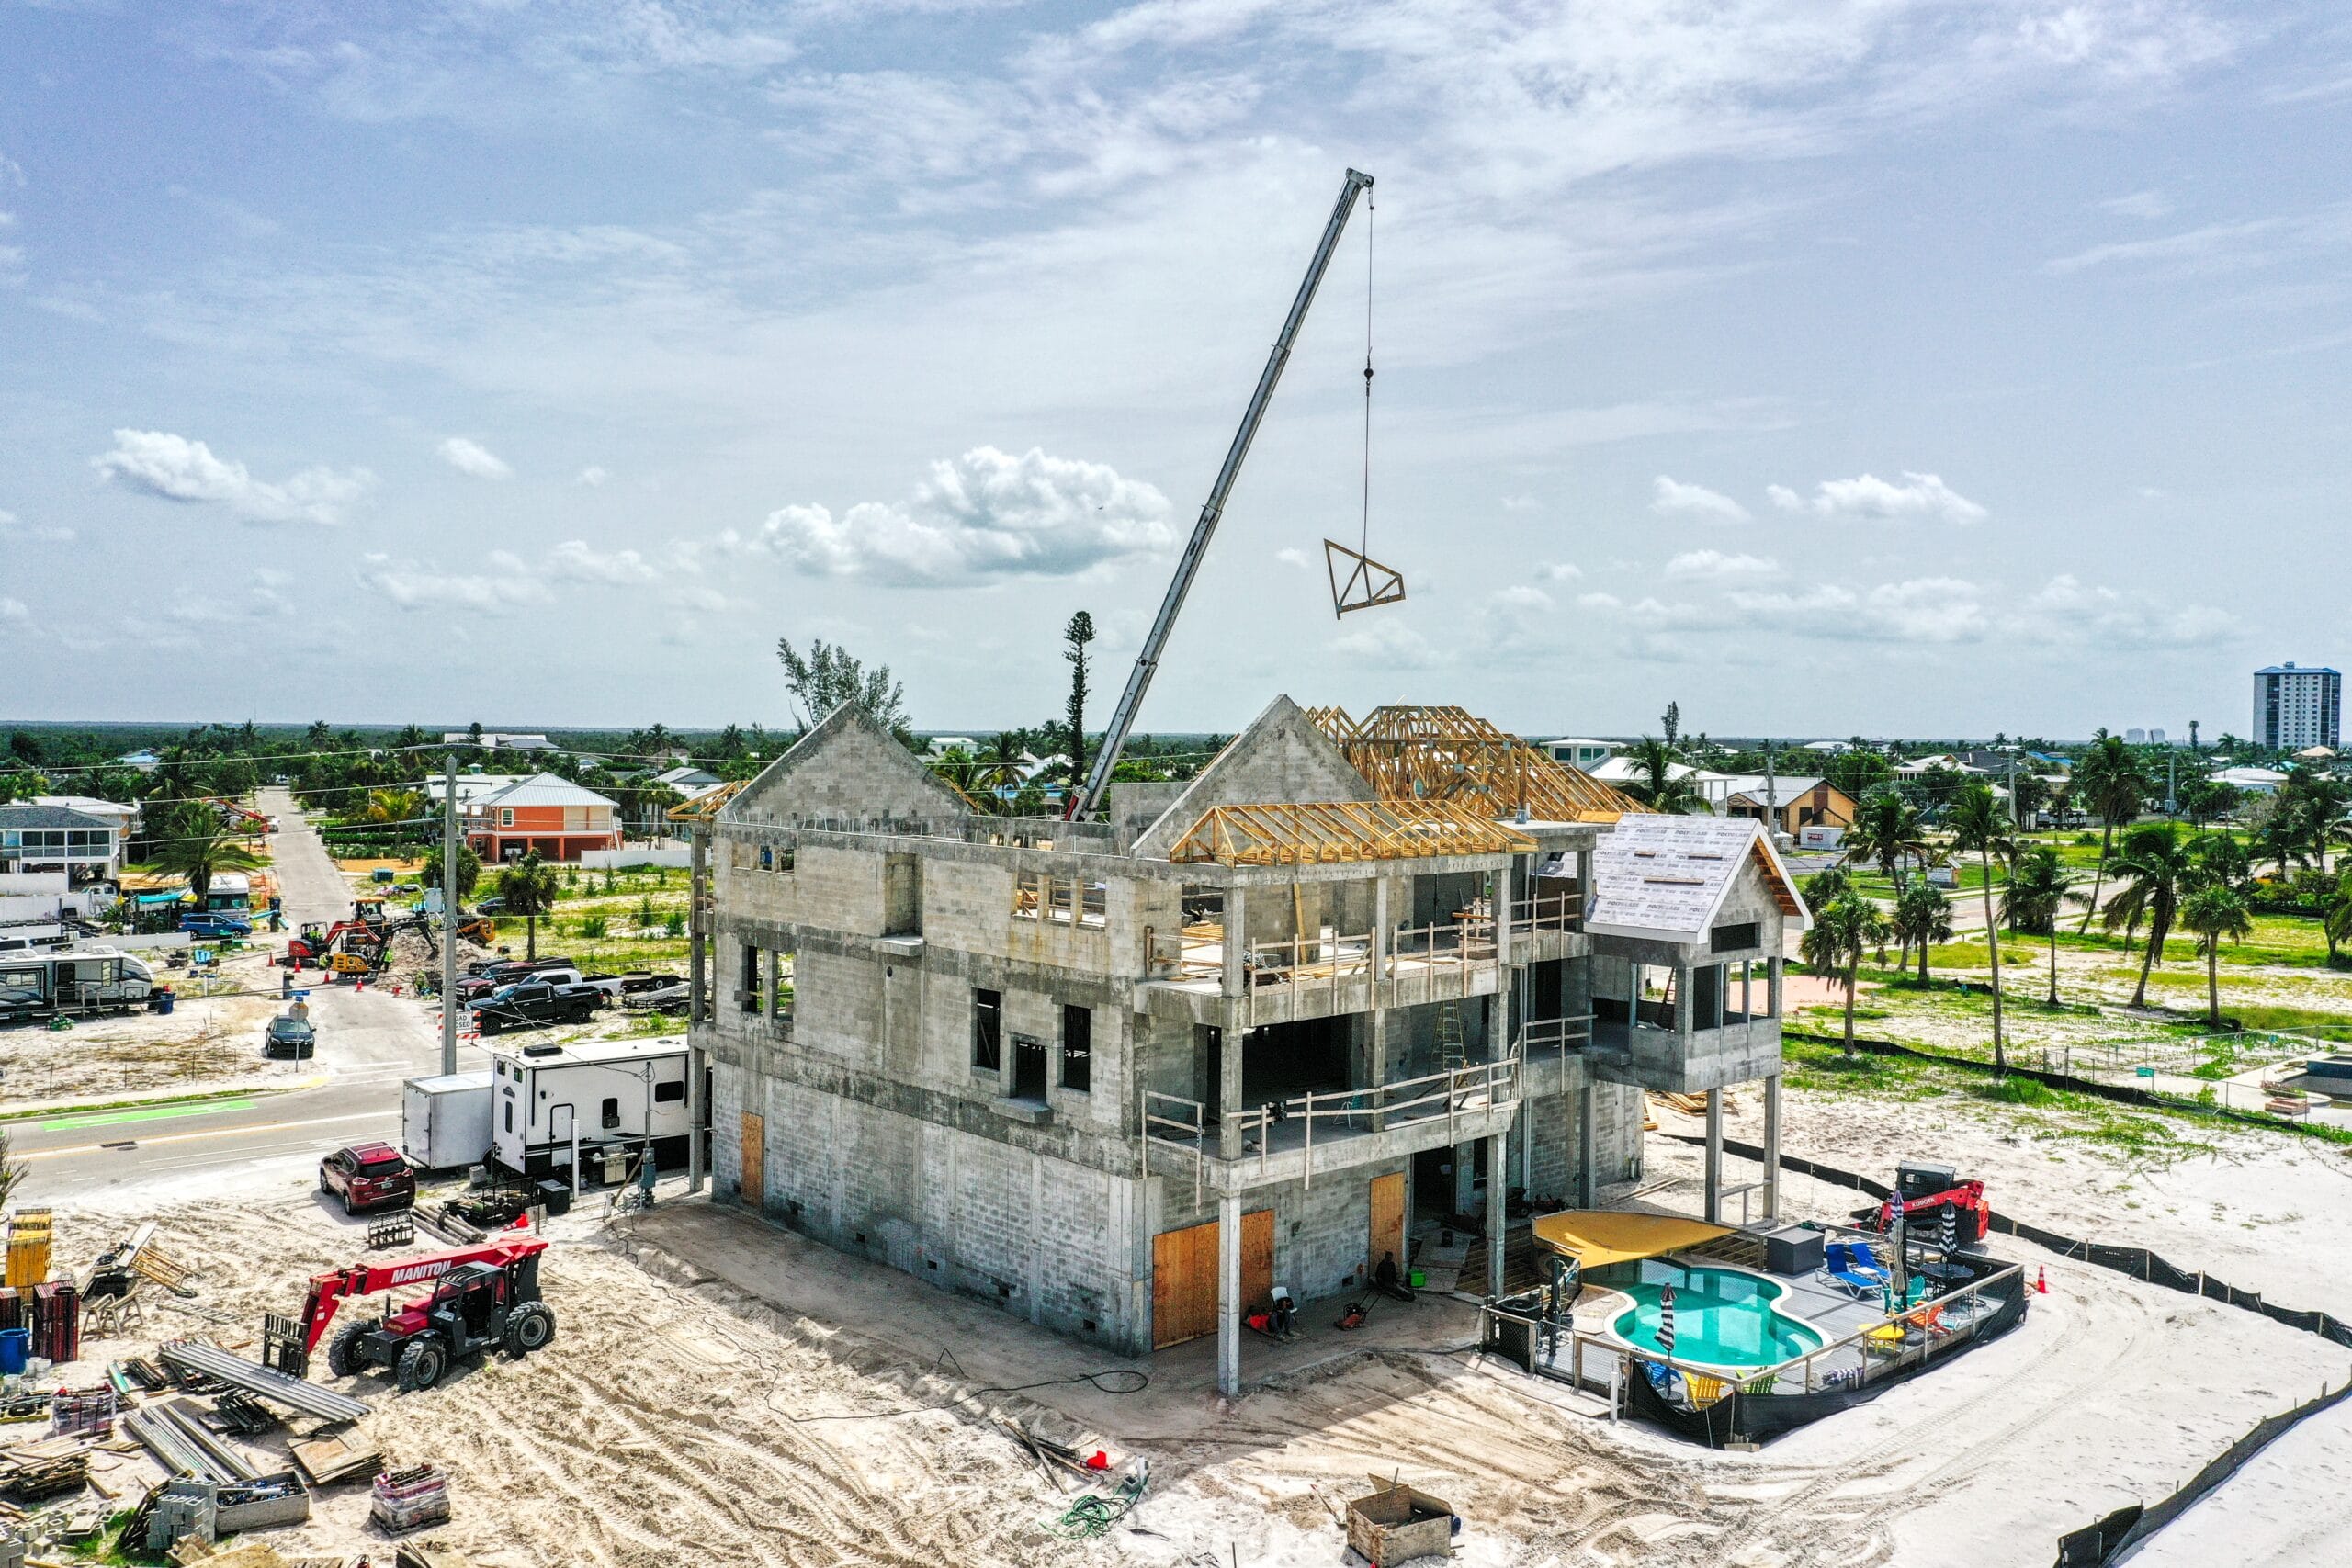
[1535,738,1616,770]
[0,804,126,883]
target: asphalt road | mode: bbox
[13,787,489,1200]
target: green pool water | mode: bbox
[1603,1259,1823,1369]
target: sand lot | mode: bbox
[28,1145,2344,1568]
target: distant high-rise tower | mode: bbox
[2253,663,2342,751]
[2125,728,2146,744]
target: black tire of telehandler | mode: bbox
[503,1301,556,1358]
[326,1320,371,1380]
[395,1336,448,1393]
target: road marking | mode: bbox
[22,1110,394,1161]
[41,1098,257,1131]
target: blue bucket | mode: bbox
[0,1328,28,1375]
[155,988,175,1016]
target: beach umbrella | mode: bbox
[1939,1201,1958,1257]
[1657,1282,1677,1359]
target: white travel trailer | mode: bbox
[488,1034,691,1181]
[0,947,153,1021]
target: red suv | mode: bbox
[319,1142,416,1215]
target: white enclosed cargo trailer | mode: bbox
[489,1034,691,1180]
[401,1071,495,1171]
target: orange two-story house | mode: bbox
[464,773,623,863]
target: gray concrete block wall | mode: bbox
[1592,1081,1645,1184]
[718,1055,1146,1352]
[1521,1089,1575,1200]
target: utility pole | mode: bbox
[441,753,458,1077]
[1764,740,1777,845]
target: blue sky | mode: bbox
[3,1,2346,740]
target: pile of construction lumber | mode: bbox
[0,1436,89,1500]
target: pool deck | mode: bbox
[1557,1247,1958,1390]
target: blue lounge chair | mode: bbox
[1822,1240,1892,1300]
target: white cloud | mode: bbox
[1650,475,1750,524]
[0,597,26,625]
[546,539,660,584]
[168,570,298,626]
[1535,560,1582,582]
[2100,190,2174,220]
[1728,577,1990,643]
[1666,548,1781,581]
[2020,574,2237,649]
[0,509,73,543]
[1500,494,1540,513]
[575,465,609,486]
[1331,617,1442,671]
[356,550,550,613]
[91,429,370,525]
[1770,471,1986,525]
[737,446,1171,585]
[1489,585,1554,612]
[437,436,513,479]
[1275,547,1310,569]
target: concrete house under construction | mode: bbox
[687,697,1808,1393]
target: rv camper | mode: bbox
[0,948,154,1022]
[488,1034,691,1181]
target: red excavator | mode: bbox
[297,1221,556,1392]
[1872,1160,1990,1247]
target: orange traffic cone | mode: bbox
[2035,1266,2049,1294]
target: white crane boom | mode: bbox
[1068,167,1374,821]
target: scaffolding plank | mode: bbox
[158,1341,372,1426]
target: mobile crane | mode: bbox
[298,1221,556,1392]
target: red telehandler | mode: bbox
[1871,1160,1991,1247]
[297,1220,556,1392]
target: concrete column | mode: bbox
[687,1043,707,1192]
[1676,963,1695,1042]
[1485,1131,1509,1299]
[1702,1088,1724,1224]
[1218,1003,1246,1159]
[1453,1141,1476,1216]
[1576,848,1594,927]
[1575,1087,1595,1207]
[1216,1190,1242,1398]
[1221,886,1248,998]
[1369,876,1390,1130]
[1768,955,1783,1019]
[688,829,708,1024]
[1761,1072,1782,1222]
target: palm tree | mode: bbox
[1948,782,2015,1073]
[977,733,1028,809]
[1889,875,1954,985]
[2072,735,2147,930]
[364,787,425,826]
[494,852,562,960]
[1800,894,1891,1050]
[2179,885,2253,1027]
[2003,846,2075,1007]
[2324,867,2352,968]
[2101,823,2201,1008]
[1619,738,1705,814]
[152,807,264,903]
[2008,771,2052,833]
[930,746,983,796]
[1845,786,1928,882]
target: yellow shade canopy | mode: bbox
[1530,1210,1731,1269]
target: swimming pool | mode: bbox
[1600,1258,1823,1369]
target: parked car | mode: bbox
[263,1015,316,1059]
[178,912,253,940]
[318,1142,414,1214]
[470,981,602,1035]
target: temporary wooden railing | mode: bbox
[1136,1054,1523,1193]
[1511,888,1583,933]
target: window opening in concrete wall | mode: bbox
[739,942,762,1013]
[1013,872,1108,929]
[884,853,921,936]
[972,987,1001,1073]
[1711,920,1758,953]
[1241,1015,1351,1103]
[1012,1032,1048,1100]
[1061,1004,1091,1093]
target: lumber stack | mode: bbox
[0,1436,89,1499]
[2,1214,49,1292]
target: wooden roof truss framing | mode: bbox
[1304,705,1647,824]
[1167,801,1538,866]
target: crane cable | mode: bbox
[1361,190,1374,559]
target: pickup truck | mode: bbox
[469,980,601,1035]
[455,960,583,1004]
[620,976,691,1011]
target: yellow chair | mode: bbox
[1681,1371,1730,1408]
